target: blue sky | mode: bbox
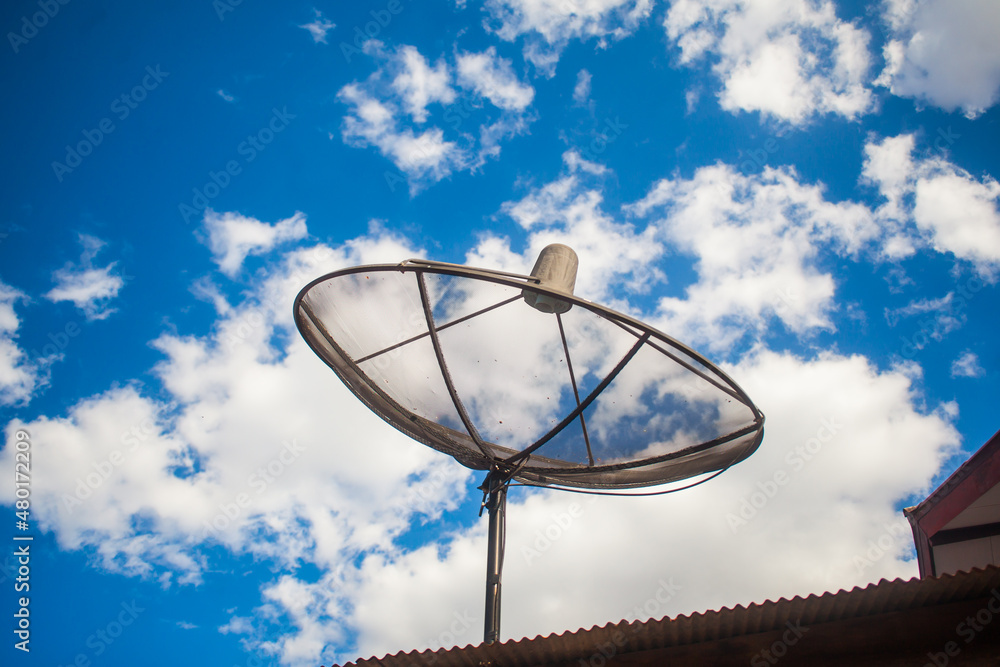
[2,0,1000,664]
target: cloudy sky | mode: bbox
[2,0,999,664]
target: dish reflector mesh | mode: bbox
[294,261,764,489]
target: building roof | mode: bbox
[907,428,1000,534]
[905,428,1000,577]
[335,565,1000,666]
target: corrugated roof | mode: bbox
[334,565,1000,666]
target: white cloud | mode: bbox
[339,83,466,189]
[876,0,1000,117]
[628,163,877,352]
[950,350,984,378]
[456,47,535,111]
[884,294,964,353]
[561,148,607,176]
[883,293,950,321]
[573,68,592,104]
[392,46,456,122]
[476,114,534,166]
[217,89,235,103]
[337,44,536,193]
[862,133,1000,274]
[219,616,253,635]
[190,276,233,316]
[44,234,125,321]
[0,226,472,661]
[664,0,873,123]
[490,150,992,361]
[913,172,1000,272]
[44,266,122,320]
[259,574,350,663]
[299,11,335,44]
[335,350,958,661]
[489,150,663,302]
[171,198,957,663]
[481,0,653,75]
[860,132,915,227]
[338,46,467,189]
[201,210,308,278]
[0,280,48,406]
[0,203,965,666]
[684,86,701,114]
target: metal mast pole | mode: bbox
[483,475,507,644]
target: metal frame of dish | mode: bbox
[294,257,765,645]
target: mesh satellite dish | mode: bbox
[294,244,764,644]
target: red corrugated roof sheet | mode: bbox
[332,566,1000,666]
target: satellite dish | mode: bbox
[294,244,764,644]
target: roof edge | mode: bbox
[338,566,1000,667]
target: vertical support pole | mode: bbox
[484,480,507,644]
